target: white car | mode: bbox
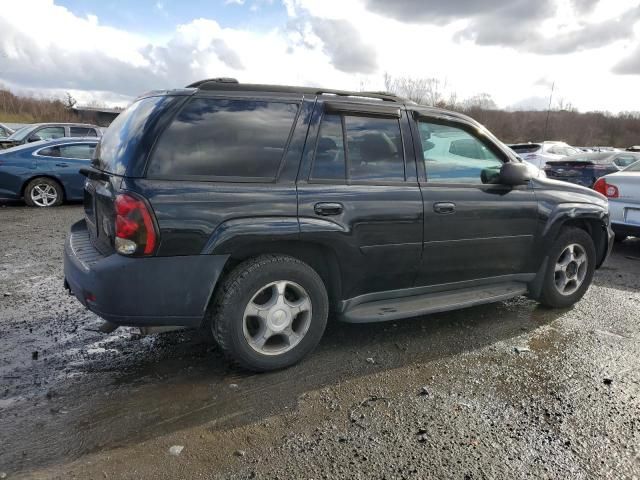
[593,160,640,241]
[508,141,581,169]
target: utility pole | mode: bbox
[543,81,555,140]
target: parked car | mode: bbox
[508,141,581,169]
[627,146,640,152]
[63,80,614,371]
[544,151,640,187]
[593,160,640,241]
[0,123,101,150]
[0,137,98,206]
[0,123,15,139]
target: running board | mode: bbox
[341,282,528,323]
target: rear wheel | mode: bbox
[210,255,328,371]
[24,177,63,207]
[539,228,596,308]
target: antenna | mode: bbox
[543,81,555,140]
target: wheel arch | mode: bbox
[541,204,610,269]
[207,239,343,317]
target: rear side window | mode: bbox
[148,98,299,180]
[59,144,96,159]
[310,113,405,183]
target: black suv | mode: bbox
[64,80,614,371]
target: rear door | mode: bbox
[411,114,539,286]
[297,101,423,300]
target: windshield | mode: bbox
[509,144,541,154]
[6,125,36,141]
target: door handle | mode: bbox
[314,202,343,216]
[433,202,456,214]
[55,163,69,167]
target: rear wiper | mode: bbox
[79,166,110,181]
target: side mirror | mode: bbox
[28,136,41,143]
[499,162,530,186]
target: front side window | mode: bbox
[310,113,405,183]
[32,127,64,141]
[148,98,299,179]
[418,120,503,184]
[614,154,639,168]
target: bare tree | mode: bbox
[64,92,77,109]
[382,73,456,107]
[462,93,497,111]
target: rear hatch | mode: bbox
[84,94,182,254]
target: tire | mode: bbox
[24,177,63,207]
[210,255,329,372]
[538,228,596,308]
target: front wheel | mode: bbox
[538,228,596,308]
[210,255,328,371]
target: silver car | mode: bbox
[509,141,581,169]
[0,123,14,139]
[593,160,640,241]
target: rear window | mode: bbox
[147,98,299,180]
[70,127,97,137]
[509,144,540,154]
[94,95,171,175]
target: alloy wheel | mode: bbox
[554,243,588,296]
[242,280,312,356]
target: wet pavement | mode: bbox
[0,204,639,479]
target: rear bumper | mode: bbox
[64,219,228,327]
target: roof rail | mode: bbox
[186,78,239,88]
[188,80,405,103]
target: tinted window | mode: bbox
[38,146,61,157]
[148,98,298,179]
[311,114,345,181]
[59,144,96,159]
[418,121,503,184]
[345,116,404,181]
[32,127,64,141]
[95,95,171,175]
[70,127,97,137]
[509,144,540,154]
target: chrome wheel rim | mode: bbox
[242,280,312,356]
[554,243,588,296]
[30,183,57,207]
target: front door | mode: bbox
[297,103,424,300]
[411,115,539,287]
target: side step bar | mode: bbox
[341,282,528,323]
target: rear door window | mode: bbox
[59,143,96,159]
[148,98,299,180]
[310,112,405,183]
[345,116,404,182]
[70,127,97,137]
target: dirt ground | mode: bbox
[0,204,639,479]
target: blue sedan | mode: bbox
[0,137,98,207]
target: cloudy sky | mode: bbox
[0,0,639,111]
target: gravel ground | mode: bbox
[0,204,639,479]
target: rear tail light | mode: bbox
[593,178,619,198]
[114,193,158,255]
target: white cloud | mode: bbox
[0,0,639,112]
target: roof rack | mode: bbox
[186,78,240,88]
[186,79,405,103]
